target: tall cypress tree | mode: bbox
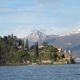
[26,39,29,51]
[35,41,39,57]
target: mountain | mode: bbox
[52,32,80,54]
[24,30,80,54]
[26,30,47,42]
[24,30,58,46]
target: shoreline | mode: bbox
[0,63,76,66]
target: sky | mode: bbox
[0,0,80,38]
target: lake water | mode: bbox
[0,64,80,80]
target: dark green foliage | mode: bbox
[18,39,23,46]
[0,35,18,65]
[25,39,29,51]
[39,45,59,61]
[35,42,39,57]
[11,49,30,63]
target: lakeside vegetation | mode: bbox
[0,34,75,65]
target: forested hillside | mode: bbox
[0,34,74,65]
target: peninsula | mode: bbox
[0,34,75,65]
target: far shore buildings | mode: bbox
[54,48,72,64]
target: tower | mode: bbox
[64,50,66,53]
[69,50,71,54]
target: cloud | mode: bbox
[0,7,12,13]
[36,0,60,4]
[0,25,32,38]
[0,7,20,14]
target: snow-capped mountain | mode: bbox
[24,30,58,46]
[25,30,47,42]
[60,29,80,36]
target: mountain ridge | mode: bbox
[24,30,80,54]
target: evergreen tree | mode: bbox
[26,39,29,51]
[35,42,39,58]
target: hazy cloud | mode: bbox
[36,0,60,4]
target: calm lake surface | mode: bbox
[0,64,80,80]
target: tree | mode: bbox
[35,42,39,57]
[18,39,23,46]
[26,39,29,51]
[34,41,39,63]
